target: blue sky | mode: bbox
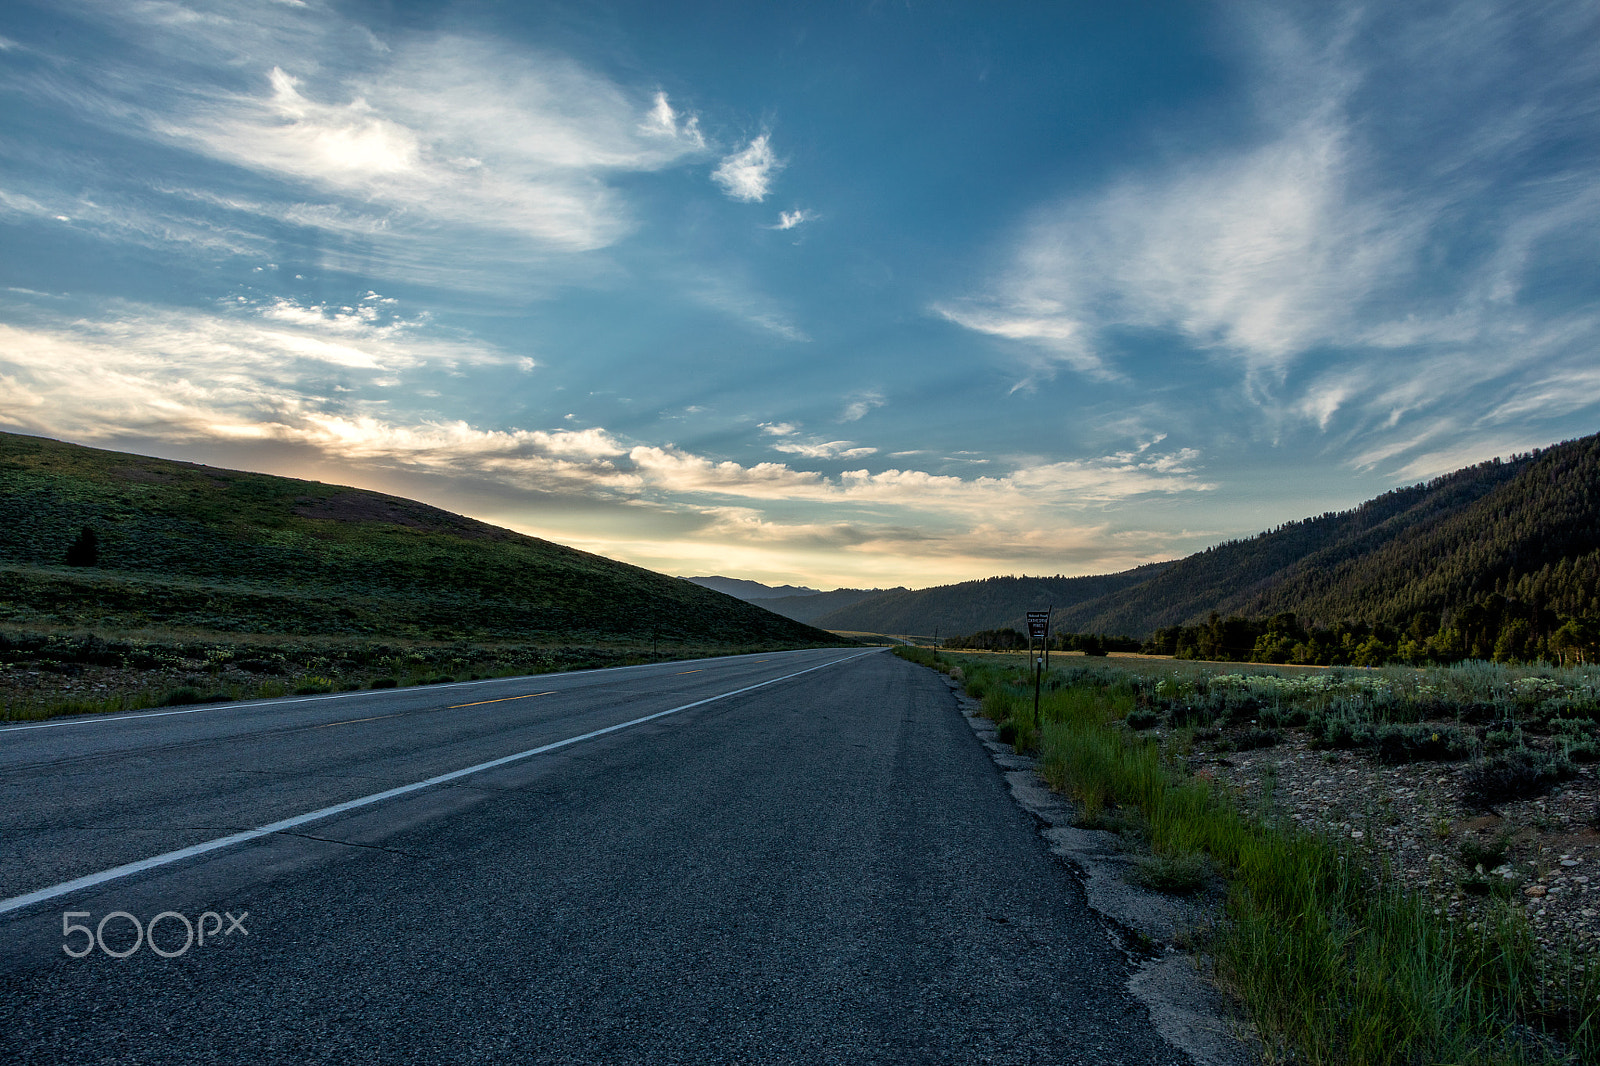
[2,1,1598,590]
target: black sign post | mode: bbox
[1026,610,1051,727]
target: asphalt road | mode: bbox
[0,647,1188,1064]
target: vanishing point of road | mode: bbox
[0,647,1190,1064]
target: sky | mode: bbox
[2,1,1598,591]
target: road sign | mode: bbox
[1026,612,1050,640]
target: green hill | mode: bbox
[0,432,841,650]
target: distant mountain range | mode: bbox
[685,576,904,626]
[720,434,1600,662]
[808,569,1171,636]
[684,576,826,600]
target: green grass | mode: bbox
[894,646,1600,1065]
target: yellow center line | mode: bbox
[450,691,557,709]
[316,713,402,729]
[675,669,703,675]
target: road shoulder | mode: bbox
[938,671,1259,1066]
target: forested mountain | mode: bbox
[808,566,1174,636]
[1062,435,1600,663]
[819,433,1600,665]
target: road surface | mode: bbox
[0,647,1188,1064]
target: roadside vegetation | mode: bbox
[895,645,1600,1065]
[0,627,770,722]
[944,606,1600,669]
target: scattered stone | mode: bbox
[1204,724,1598,968]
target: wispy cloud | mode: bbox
[712,134,782,202]
[688,273,809,341]
[1484,365,1600,424]
[640,91,704,147]
[771,439,878,460]
[932,302,1106,385]
[945,110,1405,390]
[839,391,885,423]
[774,209,812,230]
[7,4,713,288]
[937,0,1600,445]
[0,295,523,443]
[168,42,707,253]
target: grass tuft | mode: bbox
[1128,851,1213,894]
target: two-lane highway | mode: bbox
[1,648,1190,1064]
[0,649,871,908]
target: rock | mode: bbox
[1525,885,1548,897]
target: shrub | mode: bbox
[1462,748,1574,809]
[1307,710,1374,749]
[160,686,203,706]
[1372,724,1475,764]
[1126,709,1161,730]
[1167,700,1215,728]
[1459,833,1511,871]
[1230,728,1282,751]
[1549,717,1599,738]
[370,676,398,689]
[1257,705,1310,728]
[64,526,98,567]
[1482,726,1523,753]
[293,676,335,694]
[1564,739,1599,764]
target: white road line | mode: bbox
[0,647,853,733]
[0,651,877,916]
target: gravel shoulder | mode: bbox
[1199,730,1598,959]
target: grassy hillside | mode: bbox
[0,432,841,650]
